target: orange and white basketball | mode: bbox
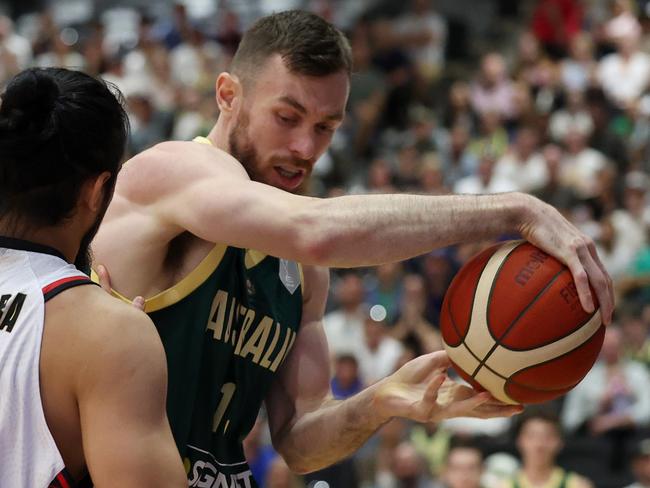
[440,241,605,405]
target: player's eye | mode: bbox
[276,113,298,126]
[316,124,334,134]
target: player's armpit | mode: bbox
[75,303,186,487]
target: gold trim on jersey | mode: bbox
[245,249,267,269]
[193,136,213,146]
[193,134,305,293]
[91,243,227,313]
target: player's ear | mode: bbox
[81,171,112,213]
[216,72,241,114]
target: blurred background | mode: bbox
[2,0,650,487]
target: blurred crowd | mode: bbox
[2,0,650,487]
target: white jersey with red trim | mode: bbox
[0,237,92,488]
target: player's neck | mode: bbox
[0,220,80,264]
[207,120,229,152]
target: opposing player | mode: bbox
[92,10,613,486]
[0,68,186,487]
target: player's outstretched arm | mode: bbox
[74,297,186,487]
[135,142,612,324]
[265,266,522,474]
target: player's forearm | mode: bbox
[275,382,388,474]
[300,192,527,267]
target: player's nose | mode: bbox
[288,132,316,161]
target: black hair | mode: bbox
[514,406,562,438]
[446,437,485,462]
[0,67,129,228]
[231,10,352,82]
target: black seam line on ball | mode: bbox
[470,268,565,379]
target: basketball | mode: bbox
[440,240,605,405]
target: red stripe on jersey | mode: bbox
[48,471,71,488]
[57,472,71,488]
[42,276,88,295]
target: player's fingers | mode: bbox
[426,350,450,370]
[96,264,112,293]
[472,403,523,419]
[566,254,594,315]
[444,390,492,418]
[587,242,615,325]
[132,296,145,311]
[576,242,612,324]
[423,373,446,405]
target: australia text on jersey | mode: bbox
[0,293,26,333]
[205,289,297,372]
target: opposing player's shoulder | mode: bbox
[138,140,247,177]
[48,285,163,368]
[117,140,249,204]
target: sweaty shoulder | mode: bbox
[45,285,164,376]
[116,140,250,205]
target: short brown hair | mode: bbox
[231,10,352,83]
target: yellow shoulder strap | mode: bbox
[193,136,213,146]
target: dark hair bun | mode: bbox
[0,68,129,227]
[0,69,61,134]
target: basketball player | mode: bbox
[0,68,186,487]
[92,10,613,486]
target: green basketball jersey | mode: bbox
[145,244,303,487]
[94,137,304,487]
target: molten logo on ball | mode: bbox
[440,241,604,405]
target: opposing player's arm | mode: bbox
[134,141,612,324]
[75,298,186,487]
[265,266,521,474]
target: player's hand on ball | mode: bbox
[96,264,145,311]
[374,351,523,424]
[516,193,614,325]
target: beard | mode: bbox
[228,109,313,194]
[76,177,116,274]
[228,109,266,184]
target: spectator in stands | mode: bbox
[468,112,509,161]
[562,326,650,470]
[560,33,597,93]
[597,30,650,109]
[438,441,485,488]
[470,53,516,121]
[331,353,363,399]
[493,125,549,193]
[323,273,368,358]
[439,123,478,188]
[358,308,404,385]
[620,311,650,368]
[506,409,593,488]
[549,89,594,144]
[531,0,583,58]
[378,441,438,488]
[391,273,442,354]
[0,15,32,84]
[534,143,576,212]
[442,82,476,133]
[559,126,608,200]
[394,0,447,84]
[454,153,516,195]
[603,0,642,46]
[419,153,449,195]
[366,262,404,324]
